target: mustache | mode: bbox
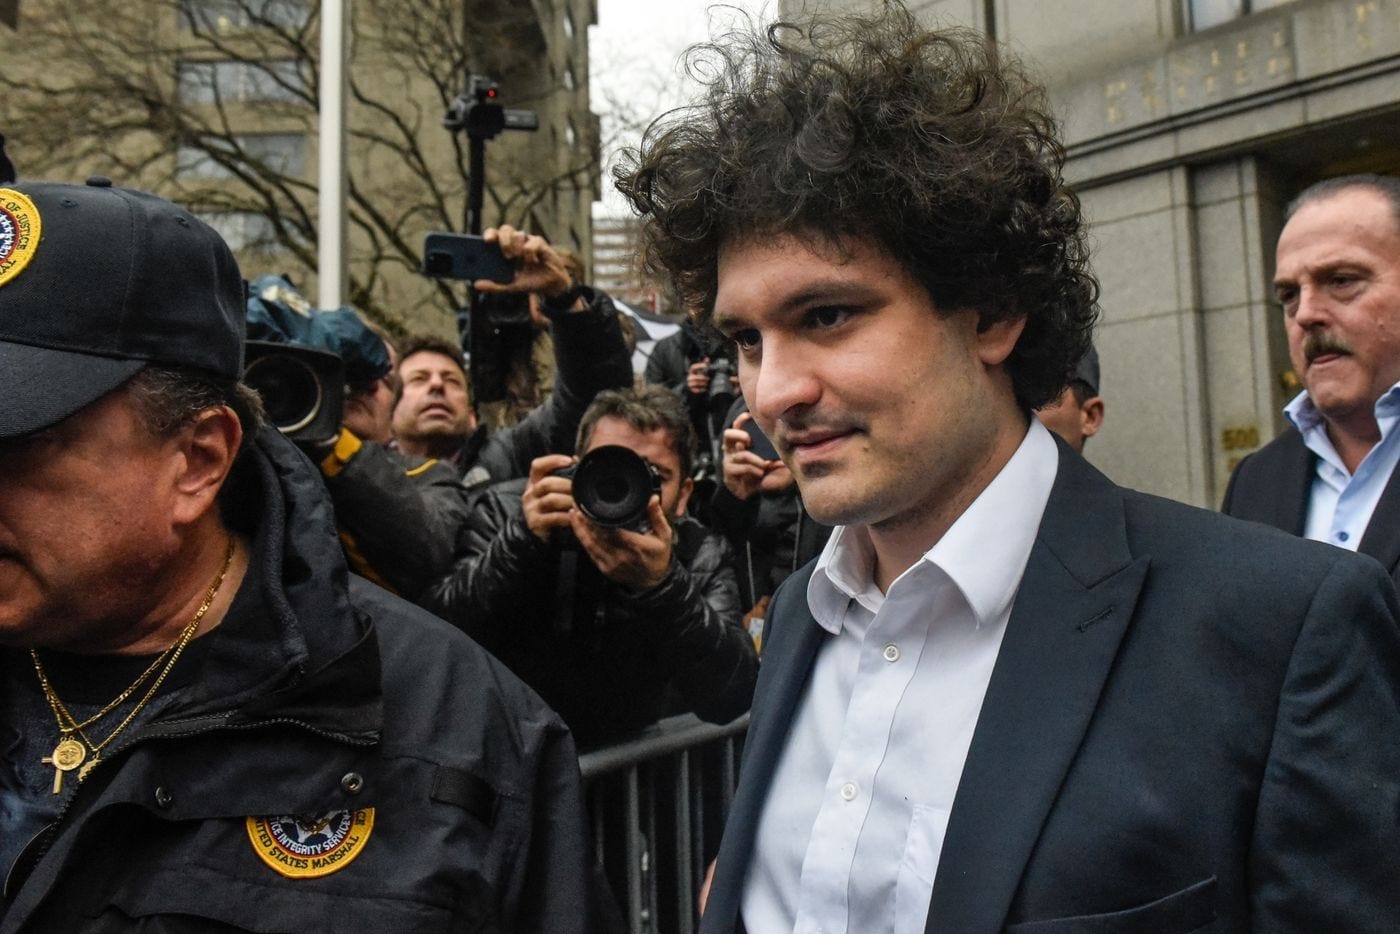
[1302,332,1353,363]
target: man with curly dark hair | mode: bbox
[616,5,1400,933]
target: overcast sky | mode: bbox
[589,0,771,216]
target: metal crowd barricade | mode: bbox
[580,713,749,934]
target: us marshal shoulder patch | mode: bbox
[246,808,375,879]
[0,189,40,289]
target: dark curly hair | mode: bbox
[614,2,1098,410]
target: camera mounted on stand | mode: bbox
[426,76,541,419]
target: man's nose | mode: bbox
[746,338,820,426]
[1293,284,1332,329]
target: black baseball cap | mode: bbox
[1072,344,1100,397]
[0,178,245,439]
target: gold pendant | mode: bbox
[78,757,99,782]
[41,737,87,794]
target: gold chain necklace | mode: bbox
[32,537,235,794]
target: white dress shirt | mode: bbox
[740,419,1060,934]
[1285,383,1400,551]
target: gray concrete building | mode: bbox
[782,0,1400,506]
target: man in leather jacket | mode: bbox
[0,180,604,933]
[423,386,758,748]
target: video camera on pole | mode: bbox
[442,76,540,143]
[429,76,541,413]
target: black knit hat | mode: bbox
[0,178,245,439]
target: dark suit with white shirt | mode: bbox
[700,445,1400,934]
[1222,425,1400,587]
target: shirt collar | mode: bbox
[808,419,1060,633]
[1284,381,1400,473]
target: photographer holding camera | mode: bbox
[644,315,738,473]
[397,226,633,488]
[423,386,758,748]
[243,277,474,602]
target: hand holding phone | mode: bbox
[422,232,514,283]
[742,416,780,462]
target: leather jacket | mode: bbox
[422,478,758,748]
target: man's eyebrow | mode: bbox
[714,280,884,332]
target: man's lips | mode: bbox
[781,428,858,461]
[419,403,455,418]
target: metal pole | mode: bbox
[317,0,348,309]
[466,134,485,235]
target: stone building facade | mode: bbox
[783,0,1400,506]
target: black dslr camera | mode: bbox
[243,341,344,447]
[706,356,737,416]
[555,445,662,533]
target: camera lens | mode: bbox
[572,445,661,529]
[244,354,323,433]
[707,358,736,415]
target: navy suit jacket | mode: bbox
[1222,425,1400,587]
[700,447,1400,934]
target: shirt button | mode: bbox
[840,781,858,801]
[1337,531,1350,542]
[883,643,900,662]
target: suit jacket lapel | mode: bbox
[1261,429,1313,536]
[1357,457,1400,578]
[926,449,1149,934]
[700,565,828,934]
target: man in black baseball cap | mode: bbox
[0,178,245,440]
[1035,343,1105,454]
[0,179,602,932]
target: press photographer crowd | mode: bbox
[6,2,1400,931]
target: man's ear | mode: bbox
[673,476,695,519]
[975,314,1027,367]
[1081,396,1105,439]
[171,406,242,526]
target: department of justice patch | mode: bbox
[246,808,374,879]
[0,189,40,289]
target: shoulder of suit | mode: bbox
[1232,424,1307,476]
[1119,482,1353,583]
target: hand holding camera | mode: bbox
[722,412,792,501]
[523,449,673,591]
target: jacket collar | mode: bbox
[155,427,382,741]
[925,441,1148,933]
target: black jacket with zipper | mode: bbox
[0,428,600,934]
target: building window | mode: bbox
[179,0,310,32]
[1186,0,1249,31]
[563,60,575,91]
[177,60,306,104]
[176,133,306,179]
[197,210,280,251]
[562,5,574,40]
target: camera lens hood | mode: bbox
[572,445,660,529]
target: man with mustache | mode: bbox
[1223,175,1400,586]
[616,6,1400,932]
